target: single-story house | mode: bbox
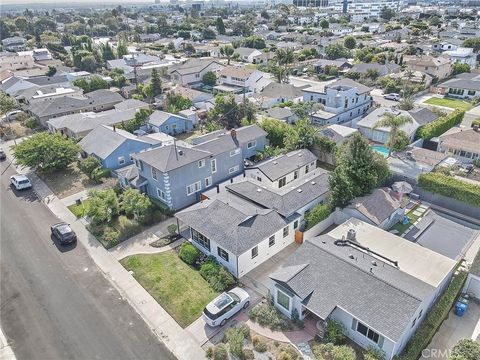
[265,107,298,123]
[437,73,480,100]
[438,126,480,163]
[319,124,358,146]
[147,110,193,135]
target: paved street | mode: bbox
[0,161,175,360]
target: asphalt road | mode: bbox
[0,161,176,360]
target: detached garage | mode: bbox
[464,251,480,300]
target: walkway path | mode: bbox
[2,139,204,360]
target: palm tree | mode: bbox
[373,112,413,157]
[220,45,234,65]
[275,48,294,83]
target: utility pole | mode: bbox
[133,52,139,91]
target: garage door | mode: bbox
[466,275,480,300]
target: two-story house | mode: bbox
[168,59,225,86]
[131,125,267,210]
[303,78,372,126]
[215,66,267,95]
[443,47,477,68]
[404,56,452,80]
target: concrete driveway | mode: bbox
[370,88,399,107]
[422,302,480,359]
[185,287,262,346]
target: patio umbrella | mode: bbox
[392,181,413,201]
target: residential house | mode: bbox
[0,74,71,97]
[131,125,267,209]
[432,40,461,52]
[329,24,354,36]
[438,126,480,162]
[215,66,268,94]
[265,107,298,123]
[356,108,420,144]
[349,62,401,77]
[342,188,405,230]
[319,124,358,146]
[443,47,477,68]
[233,47,264,64]
[15,85,83,105]
[32,49,52,62]
[254,82,305,109]
[389,70,433,88]
[147,110,193,135]
[463,250,480,300]
[313,59,351,74]
[107,53,162,71]
[176,151,330,278]
[270,218,456,360]
[168,59,225,86]
[388,147,448,182]
[404,56,452,80]
[79,125,161,170]
[2,37,26,52]
[172,86,214,109]
[437,73,480,99]
[28,89,124,127]
[303,78,372,126]
[194,44,221,58]
[383,28,411,40]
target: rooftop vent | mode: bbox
[298,153,303,157]
[311,181,316,185]
[346,229,356,241]
[178,149,184,156]
[371,261,377,266]
[257,188,262,192]
[297,188,302,193]
[273,161,278,165]
[349,254,355,260]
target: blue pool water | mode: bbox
[371,145,389,157]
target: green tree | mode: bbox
[343,36,356,50]
[120,108,152,133]
[215,17,226,35]
[0,92,18,115]
[373,112,413,157]
[329,167,355,208]
[150,68,162,97]
[243,35,266,49]
[79,155,102,178]
[398,97,414,110]
[325,44,351,60]
[121,188,151,220]
[452,63,471,75]
[387,130,410,152]
[89,75,108,92]
[320,19,329,29]
[380,6,395,20]
[202,71,217,86]
[220,45,234,65]
[284,118,318,150]
[13,132,80,173]
[116,41,128,58]
[462,37,480,52]
[46,66,57,76]
[207,94,243,129]
[100,42,115,61]
[202,28,216,40]
[86,188,119,224]
[259,118,289,148]
[166,92,192,114]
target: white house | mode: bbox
[443,47,477,68]
[234,47,264,64]
[168,59,225,86]
[270,218,457,360]
[215,66,267,94]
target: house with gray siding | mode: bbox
[131,125,267,210]
[147,110,194,135]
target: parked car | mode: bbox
[10,174,32,190]
[0,148,6,160]
[203,287,250,327]
[383,93,401,101]
[6,110,23,121]
[50,222,77,245]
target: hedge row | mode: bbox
[416,109,465,140]
[418,173,480,208]
[395,269,468,360]
[305,204,332,230]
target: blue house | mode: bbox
[79,125,160,170]
[131,125,268,210]
[148,110,193,135]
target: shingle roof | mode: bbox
[408,108,440,126]
[219,66,256,80]
[304,78,371,95]
[270,235,435,341]
[260,82,305,99]
[439,127,480,154]
[169,58,222,76]
[251,149,318,181]
[26,75,69,87]
[148,110,188,127]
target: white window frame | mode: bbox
[276,288,290,311]
[205,176,212,188]
[269,235,275,247]
[230,148,241,157]
[186,181,202,196]
[118,156,125,165]
[157,188,166,200]
[198,159,205,168]
[217,246,229,262]
[211,159,217,173]
[229,165,239,174]
[283,226,289,238]
[151,167,158,181]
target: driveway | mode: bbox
[422,302,480,359]
[185,287,262,346]
[370,88,399,107]
[241,242,300,297]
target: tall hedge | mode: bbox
[418,173,480,207]
[416,110,465,140]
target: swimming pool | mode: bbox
[371,145,389,158]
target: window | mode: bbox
[191,228,210,250]
[283,226,289,238]
[251,246,258,259]
[247,140,257,149]
[293,170,299,180]
[211,159,217,173]
[157,188,166,200]
[151,167,158,181]
[277,289,290,310]
[468,90,476,96]
[356,321,380,344]
[205,176,212,187]
[198,159,205,168]
[186,181,201,196]
[305,164,310,174]
[230,148,241,157]
[217,247,229,261]
[278,177,286,188]
[293,220,299,229]
[118,156,125,165]
[229,165,239,174]
[269,235,275,247]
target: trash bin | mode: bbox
[75,198,82,206]
[455,300,468,316]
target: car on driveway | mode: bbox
[10,174,32,190]
[203,287,250,327]
[51,222,77,245]
[383,93,401,101]
[0,148,6,160]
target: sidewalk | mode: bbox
[3,141,204,360]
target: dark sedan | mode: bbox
[51,222,77,245]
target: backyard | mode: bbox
[424,97,473,111]
[120,251,219,328]
[389,204,426,235]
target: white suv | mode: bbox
[10,174,32,190]
[203,287,250,327]
[383,93,401,101]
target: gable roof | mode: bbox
[408,107,440,126]
[439,127,480,154]
[346,188,402,225]
[148,110,189,127]
[261,82,305,99]
[304,78,371,95]
[218,66,256,80]
[169,58,223,76]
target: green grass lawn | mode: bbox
[67,199,92,218]
[121,251,219,328]
[424,97,473,111]
[390,205,422,235]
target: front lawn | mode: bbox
[424,97,473,111]
[121,251,219,328]
[67,199,92,218]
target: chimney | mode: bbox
[230,129,237,140]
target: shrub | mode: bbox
[364,346,385,360]
[25,117,39,129]
[324,320,346,345]
[416,110,465,140]
[225,327,244,359]
[206,347,214,359]
[471,118,480,127]
[305,203,332,230]
[199,260,235,292]
[79,156,102,178]
[102,227,120,246]
[331,345,356,360]
[418,173,480,207]
[178,242,200,265]
[252,335,268,352]
[116,215,142,239]
[451,339,480,360]
[243,349,254,360]
[248,302,293,331]
[213,344,228,360]
[277,347,299,360]
[167,224,178,236]
[86,188,120,224]
[395,270,468,360]
[238,323,250,340]
[91,167,110,182]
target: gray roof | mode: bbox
[226,169,329,217]
[132,144,211,173]
[176,197,289,256]
[252,149,318,181]
[260,82,305,99]
[439,73,480,91]
[408,108,440,126]
[169,58,222,76]
[304,78,371,95]
[266,107,294,120]
[148,110,187,127]
[78,125,149,159]
[26,75,69,87]
[270,235,435,342]
[350,62,400,77]
[193,125,267,156]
